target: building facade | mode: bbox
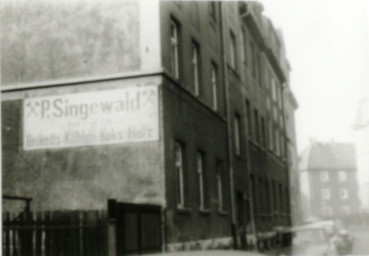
[299,142,361,221]
[2,0,297,251]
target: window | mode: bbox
[320,171,329,182]
[216,160,224,211]
[257,53,262,84]
[280,132,284,157]
[339,171,347,182]
[268,119,273,151]
[192,41,200,96]
[211,63,218,111]
[245,100,252,137]
[342,206,350,215]
[275,128,280,156]
[340,188,348,200]
[254,110,260,144]
[241,27,247,64]
[278,86,283,109]
[261,117,266,148]
[322,188,330,200]
[271,77,277,101]
[234,114,241,155]
[170,19,180,79]
[323,207,332,217]
[229,31,237,70]
[197,152,206,210]
[209,2,217,22]
[175,142,185,208]
[251,42,256,78]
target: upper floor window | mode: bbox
[320,171,329,182]
[340,188,348,200]
[268,119,273,151]
[339,171,347,182]
[245,100,252,138]
[254,110,260,144]
[229,31,237,70]
[211,63,218,111]
[175,142,185,208]
[257,53,262,85]
[322,188,330,200]
[251,42,256,78]
[261,117,266,148]
[275,128,280,156]
[170,19,180,79]
[280,132,284,157]
[271,77,277,101]
[209,2,217,22]
[192,41,200,96]
[234,114,241,155]
[241,27,247,64]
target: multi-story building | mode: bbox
[284,84,300,225]
[1,0,296,251]
[219,1,295,248]
[299,141,361,221]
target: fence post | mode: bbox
[10,213,14,256]
[79,211,84,256]
[32,212,36,256]
[107,200,117,256]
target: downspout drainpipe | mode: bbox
[239,7,258,246]
[219,2,237,249]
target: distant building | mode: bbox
[299,142,360,221]
[353,98,369,211]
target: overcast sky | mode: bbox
[258,0,369,152]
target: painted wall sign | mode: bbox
[23,85,159,150]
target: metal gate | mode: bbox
[108,199,162,255]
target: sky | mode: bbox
[258,0,369,152]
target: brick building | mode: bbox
[299,142,361,221]
[1,0,297,251]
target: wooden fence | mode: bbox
[2,210,108,256]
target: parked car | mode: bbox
[276,224,338,256]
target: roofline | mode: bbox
[1,68,163,92]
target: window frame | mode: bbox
[170,19,180,79]
[320,171,329,182]
[338,171,347,182]
[234,114,241,155]
[211,62,218,111]
[216,159,224,212]
[209,1,217,22]
[175,141,185,208]
[322,188,331,200]
[197,151,207,210]
[229,30,237,70]
[340,188,348,200]
[191,40,201,96]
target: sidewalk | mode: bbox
[143,249,269,256]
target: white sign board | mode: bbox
[23,85,159,150]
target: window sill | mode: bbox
[176,207,191,215]
[218,210,229,216]
[199,207,211,215]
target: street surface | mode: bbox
[350,227,369,255]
